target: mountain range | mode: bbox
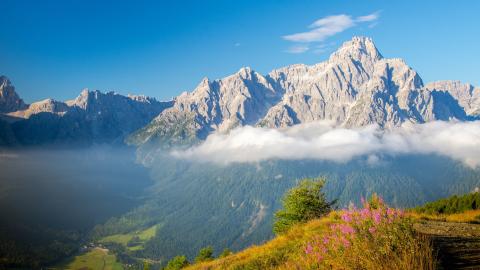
[1,37,479,148]
[0,77,173,146]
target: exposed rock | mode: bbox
[0,76,27,113]
[132,36,479,150]
[0,85,173,146]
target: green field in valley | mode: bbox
[100,224,159,251]
[56,247,123,270]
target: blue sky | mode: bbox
[1,0,479,103]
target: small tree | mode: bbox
[195,246,214,263]
[165,255,189,270]
[219,248,232,258]
[273,178,334,234]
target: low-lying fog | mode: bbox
[0,147,152,234]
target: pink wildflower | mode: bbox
[341,237,351,248]
[360,208,371,219]
[386,208,395,217]
[341,212,353,222]
[305,243,313,254]
[372,210,382,224]
[368,226,377,234]
[323,236,329,245]
[340,224,355,235]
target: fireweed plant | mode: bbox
[298,195,436,270]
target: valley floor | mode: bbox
[54,247,123,270]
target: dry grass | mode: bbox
[186,208,436,270]
[408,209,480,223]
[185,214,336,270]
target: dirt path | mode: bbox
[414,221,480,270]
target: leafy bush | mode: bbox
[165,255,189,270]
[273,178,335,234]
[194,246,214,263]
[219,248,232,258]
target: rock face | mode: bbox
[128,68,281,147]
[425,81,480,117]
[130,37,479,149]
[0,76,27,113]
[0,83,173,146]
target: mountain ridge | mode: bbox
[129,37,480,153]
[1,36,479,148]
[0,83,173,146]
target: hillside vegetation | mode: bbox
[185,197,435,270]
[181,180,436,270]
[182,189,480,270]
[90,155,480,265]
[412,191,480,223]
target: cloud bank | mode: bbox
[171,121,480,168]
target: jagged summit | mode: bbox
[0,76,27,113]
[331,36,383,61]
[130,36,480,149]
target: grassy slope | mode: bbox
[410,192,480,223]
[187,193,480,270]
[186,215,335,270]
[186,210,434,270]
[100,224,159,250]
[58,248,123,270]
[409,209,480,223]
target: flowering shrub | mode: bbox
[298,195,435,270]
[185,195,436,270]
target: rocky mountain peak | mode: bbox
[237,67,254,78]
[0,76,27,113]
[130,36,480,150]
[330,36,382,62]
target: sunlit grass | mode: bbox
[408,209,480,223]
[99,224,160,250]
[186,214,335,270]
[186,199,436,270]
[57,247,123,270]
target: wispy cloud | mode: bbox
[283,12,380,53]
[284,15,354,43]
[286,44,309,54]
[356,12,380,22]
[171,121,480,168]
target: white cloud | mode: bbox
[286,44,309,54]
[356,12,380,22]
[171,121,480,168]
[283,15,355,43]
[282,12,380,47]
